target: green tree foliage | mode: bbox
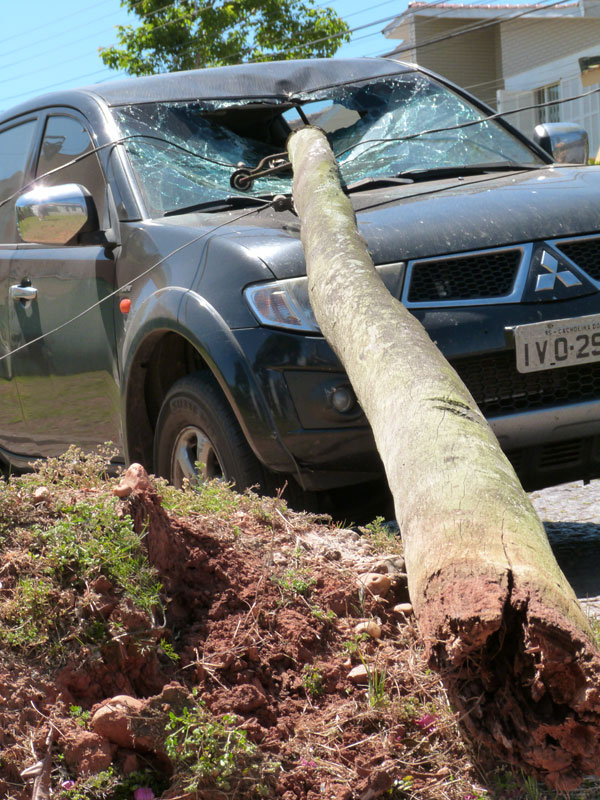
[100,0,351,76]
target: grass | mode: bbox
[301,663,324,698]
[164,693,280,795]
[0,447,162,661]
[60,767,168,800]
[362,655,388,709]
[360,515,404,555]
[272,565,317,597]
[3,446,600,800]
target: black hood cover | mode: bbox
[85,58,414,107]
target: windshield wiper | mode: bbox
[344,165,540,194]
[345,176,415,194]
[163,195,274,216]
[396,164,540,182]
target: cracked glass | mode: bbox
[114,72,545,216]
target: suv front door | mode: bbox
[8,111,121,458]
[0,116,40,457]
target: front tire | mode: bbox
[153,372,265,491]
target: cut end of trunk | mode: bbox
[420,575,600,790]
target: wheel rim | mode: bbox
[170,425,224,487]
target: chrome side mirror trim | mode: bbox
[16,183,98,245]
[533,122,589,165]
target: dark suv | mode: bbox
[1,57,600,512]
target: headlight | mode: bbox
[244,262,405,333]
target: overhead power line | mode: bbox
[113,0,514,70]
[0,0,400,104]
[0,0,115,46]
[125,0,573,73]
[1,69,600,360]
[0,0,587,108]
[382,0,574,59]
[0,0,183,71]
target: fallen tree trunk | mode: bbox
[287,126,600,790]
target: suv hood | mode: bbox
[353,165,600,265]
[174,165,600,280]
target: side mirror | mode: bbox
[532,122,589,164]
[16,183,99,245]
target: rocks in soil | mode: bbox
[368,556,406,575]
[354,620,382,639]
[357,572,392,597]
[112,463,154,498]
[62,730,114,777]
[91,695,145,749]
[33,486,50,503]
[8,463,507,800]
[91,684,191,761]
[392,603,414,616]
[348,664,369,684]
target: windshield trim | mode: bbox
[114,70,546,218]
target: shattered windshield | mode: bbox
[114,72,545,216]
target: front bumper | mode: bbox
[233,292,600,491]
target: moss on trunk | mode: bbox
[288,126,600,790]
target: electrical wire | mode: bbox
[0,0,348,104]
[144,0,572,70]
[0,133,240,214]
[0,0,186,84]
[334,83,600,158]
[0,67,599,362]
[3,65,600,216]
[0,0,473,97]
[0,0,116,46]
[129,6,423,66]
[0,203,270,364]
[0,0,179,65]
[0,0,570,106]
[1,0,599,371]
[356,0,588,61]
[0,70,131,107]
[377,0,575,60]
[0,0,586,104]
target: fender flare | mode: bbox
[120,287,300,476]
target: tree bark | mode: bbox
[288,126,600,790]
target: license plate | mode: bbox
[514,313,600,373]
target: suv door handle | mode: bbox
[10,284,38,301]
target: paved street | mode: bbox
[530,481,600,616]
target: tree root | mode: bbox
[420,575,600,791]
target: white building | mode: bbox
[383,1,600,155]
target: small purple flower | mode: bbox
[61,780,76,791]
[415,713,438,731]
[299,757,317,769]
[134,789,156,800]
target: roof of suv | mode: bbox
[1,58,414,122]
[80,57,413,106]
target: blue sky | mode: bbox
[0,0,402,112]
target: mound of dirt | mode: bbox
[0,463,482,800]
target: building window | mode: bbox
[535,83,560,124]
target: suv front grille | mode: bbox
[453,351,600,416]
[407,250,521,302]
[553,238,600,283]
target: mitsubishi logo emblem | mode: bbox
[536,250,582,291]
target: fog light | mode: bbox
[331,386,355,413]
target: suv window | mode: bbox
[115,72,545,217]
[0,119,37,244]
[36,115,106,222]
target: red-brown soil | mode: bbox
[0,464,495,799]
